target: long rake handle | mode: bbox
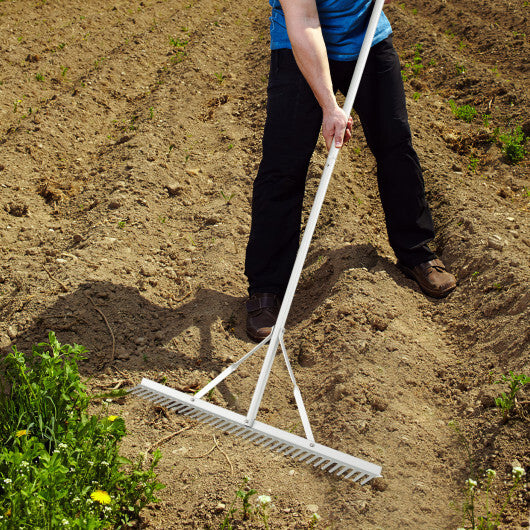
[246,0,386,426]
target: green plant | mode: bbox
[0,333,164,527]
[60,65,69,78]
[149,106,154,119]
[460,467,526,529]
[13,99,22,112]
[117,219,126,228]
[495,371,530,421]
[214,72,225,84]
[412,43,423,76]
[499,126,527,164]
[221,190,235,204]
[456,63,466,75]
[413,91,421,101]
[449,100,477,123]
[220,477,257,529]
[468,154,479,172]
[35,72,44,82]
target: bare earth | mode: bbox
[0,0,529,528]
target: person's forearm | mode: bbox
[280,0,351,149]
[284,16,337,113]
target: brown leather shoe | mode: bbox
[246,293,280,341]
[397,258,456,298]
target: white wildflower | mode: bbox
[466,478,477,489]
[257,495,271,506]
[3,478,12,484]
[58,443,68,449]
[512,466,525,479]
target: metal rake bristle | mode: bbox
[131,379,382,484]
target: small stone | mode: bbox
[306,504,319,513]
[354,500,368,514]
[134,337,146,346]
[5,201,28,217]
[487,235,504,251]
[7,325,17,339]
[166,183,183,196]
[371,478,388,492]
[371,397,389,412]
[215,503,226,513]
[116,348,130,360]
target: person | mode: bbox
[244,0,456,341]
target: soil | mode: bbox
[0,0,529,528]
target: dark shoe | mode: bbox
[397,258,456,298]
[246,293,280,341]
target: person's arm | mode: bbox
[279,0,352,150]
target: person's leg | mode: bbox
[333,36,435,267]
[330,38,456,297]
[245,49,323,296]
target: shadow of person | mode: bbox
[3,242,397,383]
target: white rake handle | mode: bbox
[246,0,386,426]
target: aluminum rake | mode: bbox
[132,0,385,484]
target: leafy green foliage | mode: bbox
[449,100,477,122]
[495,371,530,421]
[0,333,164,528]
[499,126,527,164]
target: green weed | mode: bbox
[220,191,235,204]
[468,154,479,172]
[214,72,225,84]
[35,73,44,82]
[495,371,530,421]
[449,100,477,122]
[0,333,164,527]
[499,126,527,164]
[220,477,257,529]
[455,63,466,75]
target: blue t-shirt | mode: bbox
[269,0,392,61]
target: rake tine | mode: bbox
[289,449,305,459]
[319,460,334,471]
[336,467,350,477]
[328,463,342,474]
[261,439,279,449]
[343,469,358,480]
[312,458,326,467]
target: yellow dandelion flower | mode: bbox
[5,508,11,517]
[107,415,118,422]
[15,430,28,438]
[91,490,111,505]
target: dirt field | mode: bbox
[0,0,529,528]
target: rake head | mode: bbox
[132,378,381,484]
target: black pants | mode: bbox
[245,36,436,296]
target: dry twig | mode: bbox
[214,434,234,474]
[43,267,68,292]
[147,425,193,454]
[87,295,116,365]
